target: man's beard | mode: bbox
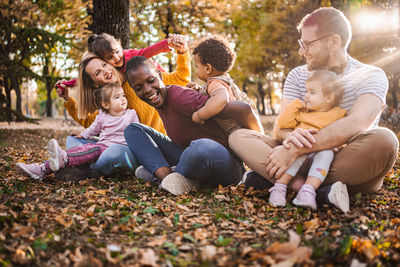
[307,52,330,71]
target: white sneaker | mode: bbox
[47,139,67,172]
[161,172,200,195]
[328,181,350,213]
[135,165,158,183]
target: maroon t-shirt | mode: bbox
[157,85,229,149]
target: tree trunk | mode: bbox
[91,0,130,49]
[4,73,11,110]
[44,57,52,117]
[14,77,22,115]
[266,82,275,115]
[257,81,266,115]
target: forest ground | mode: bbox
[0,116,399,266]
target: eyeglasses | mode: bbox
[298,34,333,52]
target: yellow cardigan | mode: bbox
[277,99,347,130]
[64,51,191,134]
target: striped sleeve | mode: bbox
[355,67,388,105]
[283,67,308,100]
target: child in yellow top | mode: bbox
[189,35,263,134]
[270,70,347,210]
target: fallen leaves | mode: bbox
[0,128,400,266]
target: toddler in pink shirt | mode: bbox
[16,83,139,180]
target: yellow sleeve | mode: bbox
[122,82,167,135]
[277,99,304,129]
[162,51,191,86]
[64,97,99,128]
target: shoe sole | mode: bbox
[161,175,190,195]
[328,181,350,213]
[161,173,200,195]
[16,164,42,180]
[47,139,60,172]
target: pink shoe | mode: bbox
[16,162,45,180]
[47,139,67,172]
[293,184,317,210]
[268,183,287,206]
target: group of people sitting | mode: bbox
[17,7,399,214]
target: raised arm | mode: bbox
[161,37,191,86]
[131,39,171,58]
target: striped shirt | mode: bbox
[283,56,388,127]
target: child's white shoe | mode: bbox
[293,184,317,210]
[47,139,67,172]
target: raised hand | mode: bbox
[168,34,188,54]
[54,79,70,101]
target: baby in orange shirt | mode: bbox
[270,70,347,210]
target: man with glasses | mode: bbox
[229,7,398,212]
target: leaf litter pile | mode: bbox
[0,128,399,266]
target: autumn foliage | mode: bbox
[0,127,399,266]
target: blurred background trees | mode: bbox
[1,0,399,121]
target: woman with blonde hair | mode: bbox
[56,41,190,178]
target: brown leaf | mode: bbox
[201,245,217,261]
[304,218,320,230]
[147,235,167,247]
[55,216,73,228]
[139,248,158,266]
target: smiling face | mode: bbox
[126,63,167,108]
[103,87,127,116]
[299,26,331,71]
[304,80,334,111]
[85,58,117,86]
[104,42,124,68]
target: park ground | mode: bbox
[0,117,399,266]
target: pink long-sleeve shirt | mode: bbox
[80,109,139,147]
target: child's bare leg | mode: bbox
[304,176,323,190]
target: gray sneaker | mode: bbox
[161,172,200,195]
[328,181,350,213]
[135,165,158,183]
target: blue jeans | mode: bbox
[124,122,243,187]
[65,135,139,175]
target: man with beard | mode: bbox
[228,7,398,212]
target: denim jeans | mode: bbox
[124,122,243,187]
[65,136,139,175]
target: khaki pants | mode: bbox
[228,127,399,194]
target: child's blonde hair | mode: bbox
[77,52,124,119]
[93,83,122,112]
[306,70,345,107]
[87,33,121,61]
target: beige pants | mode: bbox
[229,127,399,194]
